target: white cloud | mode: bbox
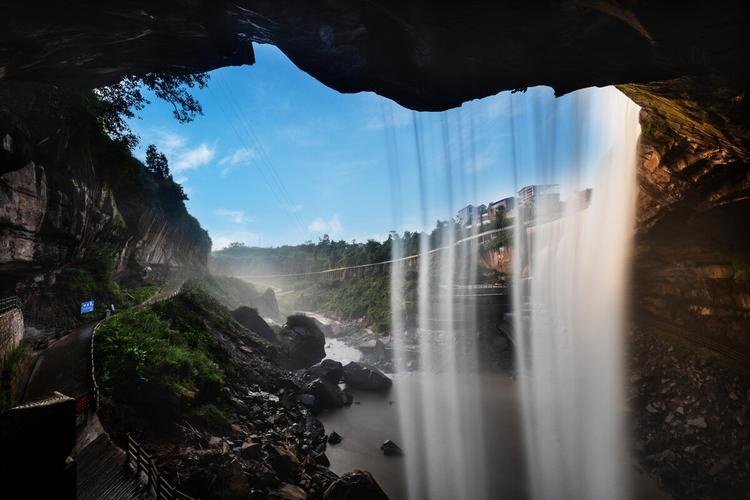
[211,231,262,251]
[215,208,251,224]
[308,215,343,236]
[174,143,215,172]
[219,148,256,166]
[219,148,257,177]
[156,130,187,153]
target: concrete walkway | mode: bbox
[22,322,95,403]
[18,275,189,499]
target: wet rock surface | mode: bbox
[278,314,327,370]
[629,328,750,498]
[327,432,342,445]
[308,359,344,384]
[323,470,389,500]
[380,440,403,457]
[304,377,346,412]
[232,306,277,343]
[343,362,392,392]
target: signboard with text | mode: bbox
[80,300,95,315]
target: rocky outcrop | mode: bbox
[622,80,750,351]
[0,82,210,296]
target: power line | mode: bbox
[214,78,308,232]
[206,79,307,235]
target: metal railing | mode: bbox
[0,296,22,315]
[125,433,194,500]
[90,319,103,412]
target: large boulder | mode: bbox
[308,359,344,383]
[277,314,326,369]
[231,306,276,343]
[343,362,392,392]
[323,470,389,500]
[303,378,345,412]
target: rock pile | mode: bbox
[629,328,750,498]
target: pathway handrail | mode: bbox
[125,433,194,500]
[90,278,191,498]
[0,296,22,315]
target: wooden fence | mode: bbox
[125,433,194,500]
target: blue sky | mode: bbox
[128,44,628,249]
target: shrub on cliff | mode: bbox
[53,242,123,326]
[95,308,225,421]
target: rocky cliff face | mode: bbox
[623,80,750,350]
[0,82,210,296]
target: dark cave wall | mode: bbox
[1,1,748,110]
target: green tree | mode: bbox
[145,144,170,178]
[95,72,209,148]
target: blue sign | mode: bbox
[80,300,95,315]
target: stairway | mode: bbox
[75,434,149,500]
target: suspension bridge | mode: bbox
[239,227,511,283]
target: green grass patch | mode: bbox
[119,285,160,309]
[188,403,231,432]
[95,308,224,410]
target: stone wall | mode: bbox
[0,307,23,367]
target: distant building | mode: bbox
[488,197,515,220]
[515,184,561,223]
[518,184,560,206]
[457,204,484,227]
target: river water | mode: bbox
[318,371,526,500]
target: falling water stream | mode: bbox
[384,86,641,500]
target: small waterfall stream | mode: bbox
[386,86,641,500]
